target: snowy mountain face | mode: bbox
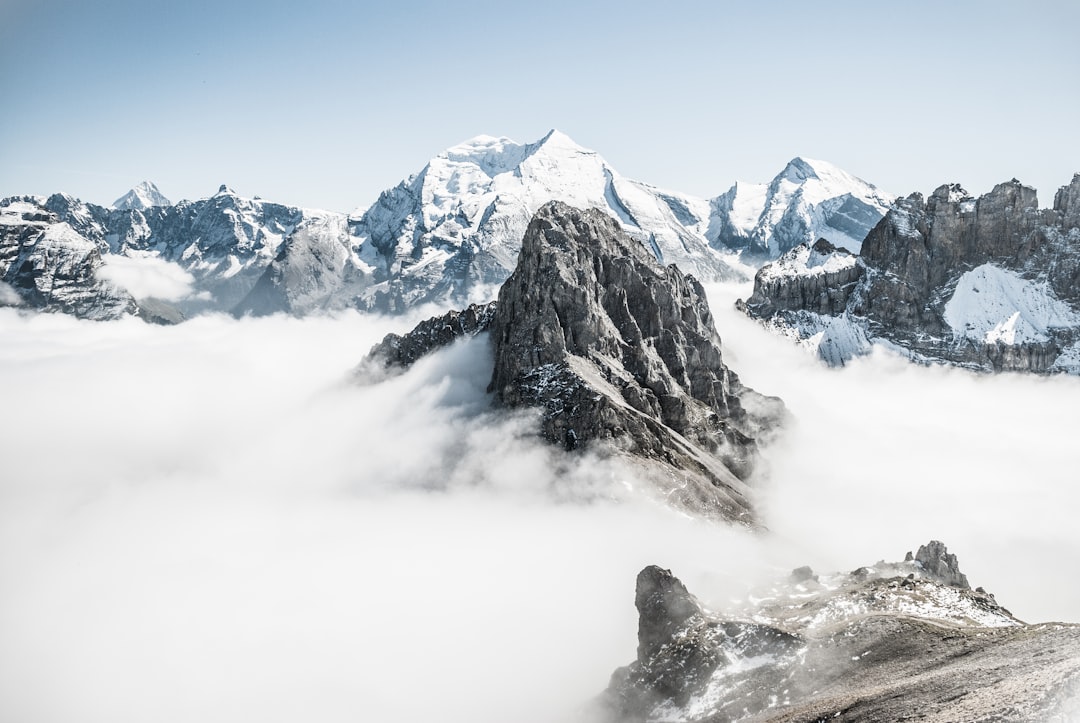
[0,189,346,318]
[241,130,743,314]
[112,181,171,211]
[1,132,895,321]
[0,197,175,322]
[708,157,894,260]
[741,174,1080,373]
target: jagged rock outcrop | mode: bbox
[367,302,497,369]
[740,238,863,318]
[366,202,785,521]
[915,539,970,589]
[600,543,1080,722]
[742,174,1080,372]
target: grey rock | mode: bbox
[915,539,970,589]
[364,202,785,521]
[741,238,863,318]
[367,302,497,370]
[599,546,1080,722]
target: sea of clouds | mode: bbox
[1,280,1077,722]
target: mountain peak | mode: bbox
[780,156,828,182]
[214,184,236,197]
[532,128,590,155]
[113,181,171,211]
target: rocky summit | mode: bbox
[741,174,1080,373]
[600,542,1080,722]
[366,201,784,522]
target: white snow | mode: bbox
[714,157,894,256]
[352,129,736,304]
[943,264,1079,345]
[758,242,857,281]
[0,200,51,226]
[113,181,171,210]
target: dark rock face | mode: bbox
[600,544,1080,722]
[366,202,785,521]
[742,175,1080,373]
[606,565,802,717]
[367,302,496,369]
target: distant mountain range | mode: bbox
[0,130,892,321]
[740,175,1080,373]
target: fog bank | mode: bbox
[1,286,1078,722]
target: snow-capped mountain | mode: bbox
[0,189,344,319]
[0,197,176,322]
[2,131,898,321]
[741,174,1080,373]
[240,130,743,314]
[708,157,894,259]
[112,181,171,211]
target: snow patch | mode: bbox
[944,264,1079,345]
[758,243,856,282]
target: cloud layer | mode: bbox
[1,283,1078,722]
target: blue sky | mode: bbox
[1,0,1077,212]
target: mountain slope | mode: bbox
[740,174,1080,372]
[708,157,894,259]
[241,130,744,315]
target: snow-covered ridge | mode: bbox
[757,239,857,281]
[944,264,1079,345]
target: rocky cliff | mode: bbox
[741,174,1080,372]
[366,202,784,522]
[601,542,1080,722]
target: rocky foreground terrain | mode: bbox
[740,174,1080,373]
[366,201,785,522]
[599,541,1080,722]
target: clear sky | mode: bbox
[1,0,1078,213]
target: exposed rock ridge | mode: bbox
[601,542,1080,722]
[368,302,496,368]
[366,201,785,521]
[742,174,1080,373]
